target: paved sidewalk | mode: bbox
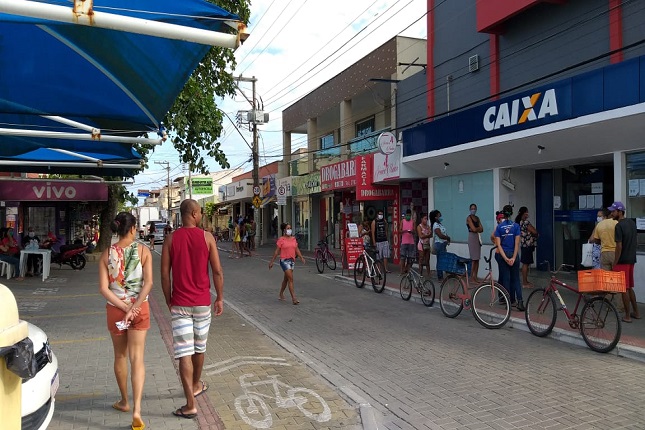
[7,245,360,430]
[245,241,645,361]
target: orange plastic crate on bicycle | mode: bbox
[577,269,626,293]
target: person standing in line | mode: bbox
[161,199,224,420]
[609,201,641,323]
[590,208,615,270]
[416,213,432,277]
[230,220,241,259]
[371,209,392,273]
[466,204,484,283]
[269,223,306,305]
[494,205,524,311]
[432,210,451,281]
[515,206,539,288]
[400,209,416,275]
[248,216,257,253]
[98,212,153,430]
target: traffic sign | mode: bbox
[277,186,287,205]
[252,195,262,208]
[253,186,261,196]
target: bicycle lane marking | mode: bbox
[200,298,360,429]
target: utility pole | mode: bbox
[155,161,171,222]
[236,75,265,248]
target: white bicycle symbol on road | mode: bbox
[234,373,332,428]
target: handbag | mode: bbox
[581,242,594,267]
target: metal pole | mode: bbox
[155,161,171,222]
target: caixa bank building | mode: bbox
[398,1,645,299]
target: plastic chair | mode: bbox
[0,261,14,279]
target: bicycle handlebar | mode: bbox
[539,260,575,275]
[483,246,496,264]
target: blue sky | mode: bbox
[128,0,426,200]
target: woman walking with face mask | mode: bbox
[269,223,306,305]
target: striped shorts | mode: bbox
[170,305,212,359]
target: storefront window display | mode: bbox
[626,152,645,252]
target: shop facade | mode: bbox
[402,53,645,298]
[290,172,321,250]
[0,180,108,245]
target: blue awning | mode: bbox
[0,0,243,176]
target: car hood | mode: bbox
[26,322,48,351]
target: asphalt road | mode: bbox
[220,248,645,430]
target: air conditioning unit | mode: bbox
[501,179,516,191]
[468,55,479,72]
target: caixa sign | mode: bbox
[0,181,108,201]
[483,89,558,132]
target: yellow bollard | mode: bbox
[0,283,29,430]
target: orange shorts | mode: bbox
[106,301,151,335]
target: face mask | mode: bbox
[286,229,293,236]
[377,214,383,220]
[405,216,411,221]
[438,217,443,223]
[28,232,35,238]
[8,231,13,237]
[597,216,603,223]
[470,210,476,216]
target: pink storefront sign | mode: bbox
[0,181,108,201]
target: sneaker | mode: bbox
[516,301,526,312]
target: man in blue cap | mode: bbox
[609,201,641,323]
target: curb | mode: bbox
[225,300,381,430]
[334,274,645,362]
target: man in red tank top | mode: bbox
[161,199,224,420]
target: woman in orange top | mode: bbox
[269,223,306,305]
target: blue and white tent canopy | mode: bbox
[0,0,244,177]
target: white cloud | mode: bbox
[129,0,426,198]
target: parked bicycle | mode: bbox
[438,251,511,329]
[315,234,337,273]
[524,261,621,353]
[353,245,386,293]
[399,254,435,307]
[234,373,331,428]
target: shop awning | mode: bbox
[0,0,245,177]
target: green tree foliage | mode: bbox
[161,0,251,175]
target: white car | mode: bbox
[21,322,59,430]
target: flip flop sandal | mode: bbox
[173,408,197,419]
[194,381,209,397]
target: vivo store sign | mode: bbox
[0,181,108,201]
[483,88,559,132]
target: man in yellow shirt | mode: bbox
[592,210,618,270]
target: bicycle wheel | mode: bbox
[399,275,412,301]
[439,275,464,318]
[354,255,366,288]
[315,249,324,273]
[580,296,621,353]
[234,394,272,428]
[472,282,510,329]
[371,260,386,293]
[525,288,557,337]
[421,279,435,307]
[287,387,332,422]
[325,250,337,270]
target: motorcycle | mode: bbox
[43,238,87,270]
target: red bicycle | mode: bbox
[314,234,336,273]
[524,261,621,353]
